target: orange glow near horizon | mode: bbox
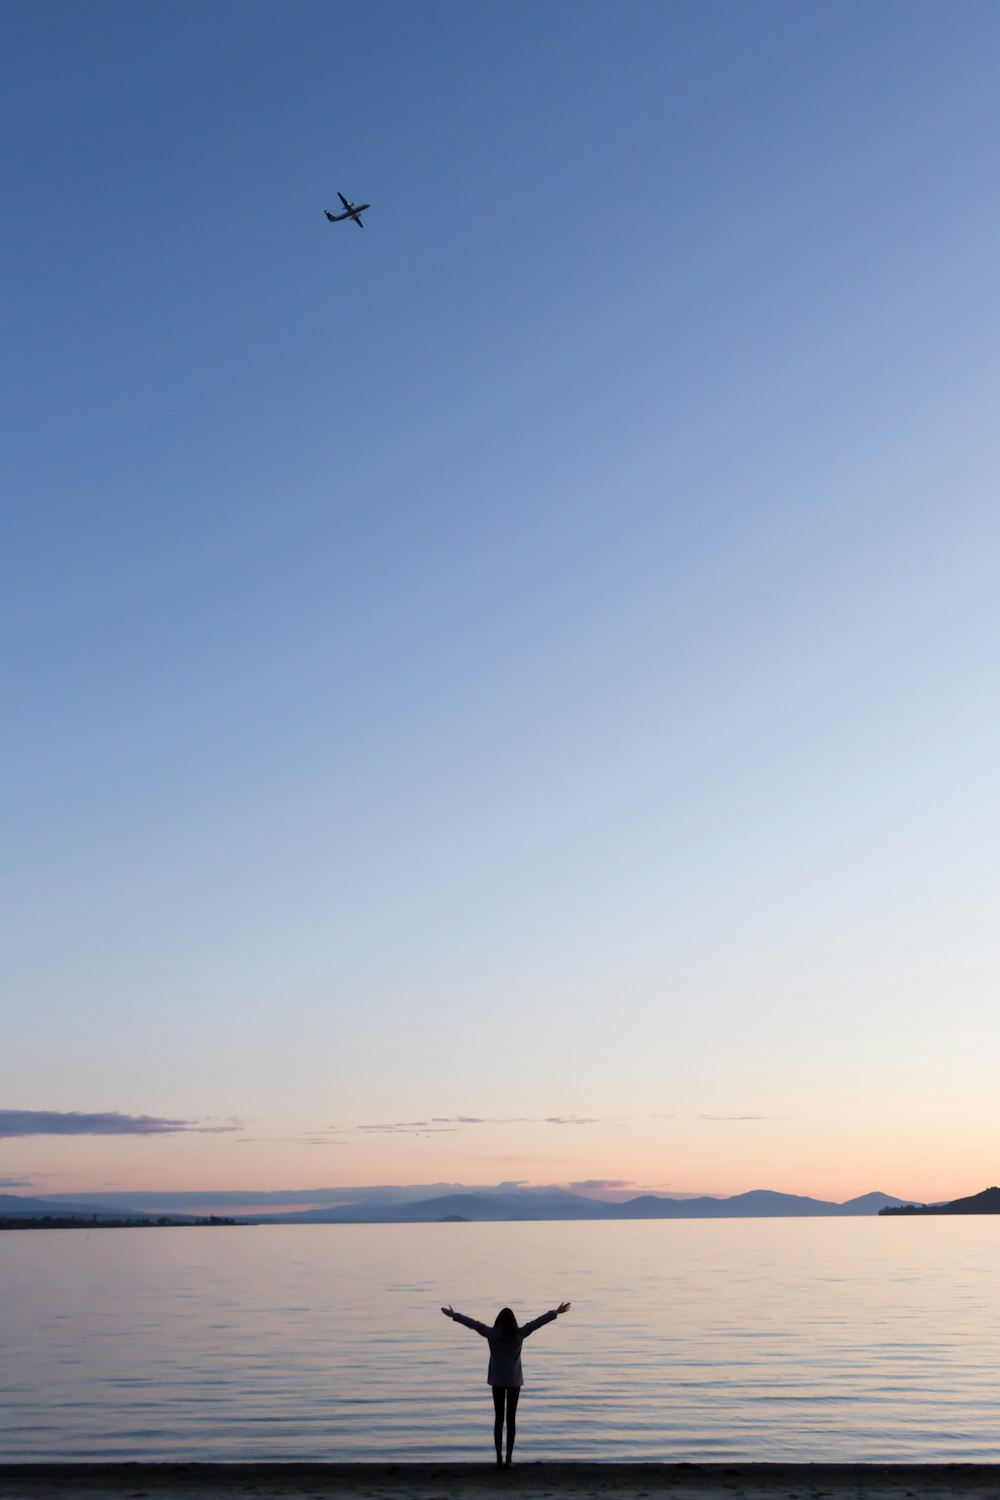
[4,1111,997,1208]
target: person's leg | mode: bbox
[504,1387,520,1466]
[492,1387,505,1465]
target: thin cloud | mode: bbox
[367,1114,610,1132]
[237,1136,353,1146]
[236,1123,347,1144]
[702,1114,770,1121]
[430,1115,530,1126]
[0,1110,239,1138]
[569,1179,634,1190]
[0,1176,35,1188]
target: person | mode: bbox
[441,1301,571,1466]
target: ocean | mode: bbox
[2,1217,998,1462]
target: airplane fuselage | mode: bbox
[328,203,369,221]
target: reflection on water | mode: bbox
[1,1217,998,1461]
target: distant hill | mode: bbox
[266,1188,614,1224]
[43,1182,911,1226]
[880,1186,1000,1216]
[614,1190,830,1218]
[604,1190,907,1219]
[839,1192,905,1214]
[251,1187,909,1225]
[0,1192,154,1221]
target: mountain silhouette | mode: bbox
[251,1187,909,1224]
[35,1183,912,1225]
[0,1194,235,1230]
[838,1192,904,1213]
[0,1192,155,1221]
[880,1186,1000,1216]
[271,1189,614,1223]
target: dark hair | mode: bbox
[494,1307,518,1336]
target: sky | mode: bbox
[3,0,999,1208]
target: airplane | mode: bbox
[324,192,369,228]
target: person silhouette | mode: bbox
[441,1301,571,1466]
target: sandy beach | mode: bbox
[1,1465,998,1500]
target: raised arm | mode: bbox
[520,1302,571,1337]
[441,1306,491,1337]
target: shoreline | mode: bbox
[2,1464,999,1500]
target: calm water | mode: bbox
[2,1218,998,1462]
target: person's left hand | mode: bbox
[441,1305,455,1318]
[556,1301,571,1315]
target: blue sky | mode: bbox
[3,0,999,1201]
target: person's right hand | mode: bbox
[556,1301,571,1315]
[441,1305,455,1318]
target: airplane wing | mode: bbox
[352,214,364,228]
[338,192,350,209]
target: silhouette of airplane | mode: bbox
[324,192,369,228]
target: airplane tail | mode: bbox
[324,210,336,221]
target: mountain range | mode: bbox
[879,1185,1000,1216]
[0,1192,155,1220]
[0,1193,200,1222]
[248,1186,907,1222]
[3,1186,920,1224]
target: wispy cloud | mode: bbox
[358,1113,606,1135]
[568,1178,634,1190]
[237,1125,349,1145]
[431,1116,492,1125]
[0,1110,238,1138]
[0,1176,35,1188]
[237,1137,353,1147]
[702,1114,770,1121]
[428,1115,604,1126]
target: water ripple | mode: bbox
[1,1218,999,1462]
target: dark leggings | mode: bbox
[492,1385,520,1464]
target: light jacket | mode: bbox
[452,1309,557,1386]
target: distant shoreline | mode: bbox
[0,1216,240,1231]
[2,1463,999,1500]
[5,1185,998,1228]
[1,1188,911,1226]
